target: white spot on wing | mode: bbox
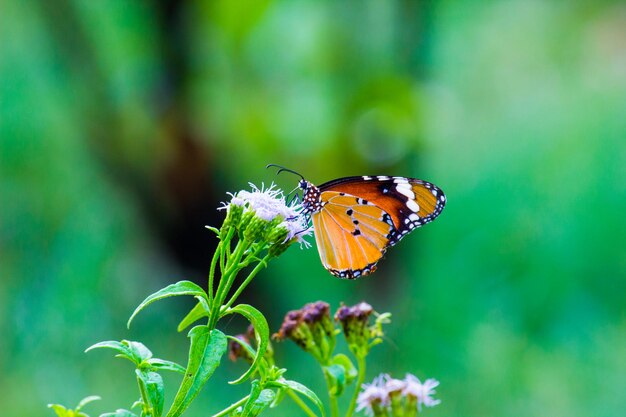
[406,199,420,212]
[396,183,415,200]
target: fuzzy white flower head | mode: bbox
[384,374,407,395]
[403,374,441,411]
[221,182,311,246]
[356,374,390,416]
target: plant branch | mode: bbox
[287,389,319,417]
[210,395,250,417]
[223,252,272,310]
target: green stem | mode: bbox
[286,390,318,417]
[207,240,222,306]
[345,356,366,417]
[211,395,250,417]
[223,252,272,309]
[329,396,339,417]
[136,372,153,417]
[322,365,339,417]
[208,238,248,328]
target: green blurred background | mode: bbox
[1,1,624,416]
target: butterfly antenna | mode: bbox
[266,164,305,181]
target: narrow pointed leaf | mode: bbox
[268,379,325,417]
[166,327,227,417]
[76,396,101,412]
[128,281,208,328]
[221,304,269,384]
[137,369,164,417]
[242,386,275,417]
[240,380,262,417]
[47,404,69,417]
[177,298,210,332]
[86,341,139,365]
[146,358,186,374]
[99,410,138,417]
[86,340,152,364]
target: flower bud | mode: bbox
[302,301,335,361]
[223,202,244,230]
[243,216,270,242]
[273,308,326,361]
[335,302,374,358]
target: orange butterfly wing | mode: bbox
[312,191,396,278]
[307,176,445,279]
[319,176,445,239]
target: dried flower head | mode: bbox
[273,301,336,363]
[335,302,375,358]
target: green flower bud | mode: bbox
[242,215,269,242]
[223,203,244,229]
[262,216,284,241]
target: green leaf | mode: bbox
[99,410,138,417]
[221,304,269,384]
[49,397,101,417]
[166,327,227,417]
[177,298,210,332]
[242,384,275,417]
[128,281,208,328]
[323,364,346,396]
[48,404,69,417]
[268,379,325,417]
[240,380,262,417]
[269,387,285,408]
[76,396,102,412]
[137,369,164,417]
[331,354,357,385]
[145,358,186,374]
[86,340,152,365]
[205,225,220,236]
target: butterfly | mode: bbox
[269,165,446,279]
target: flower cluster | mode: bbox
[273,301,335,363]
[357,373,441,416]
[219,183,311,254]
[335,302,389,358]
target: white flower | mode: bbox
[356,374,390,416]
[403,374,441,410]
[383,374,406,394]
[220,182,311,246]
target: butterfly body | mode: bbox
[299,175,446,279]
